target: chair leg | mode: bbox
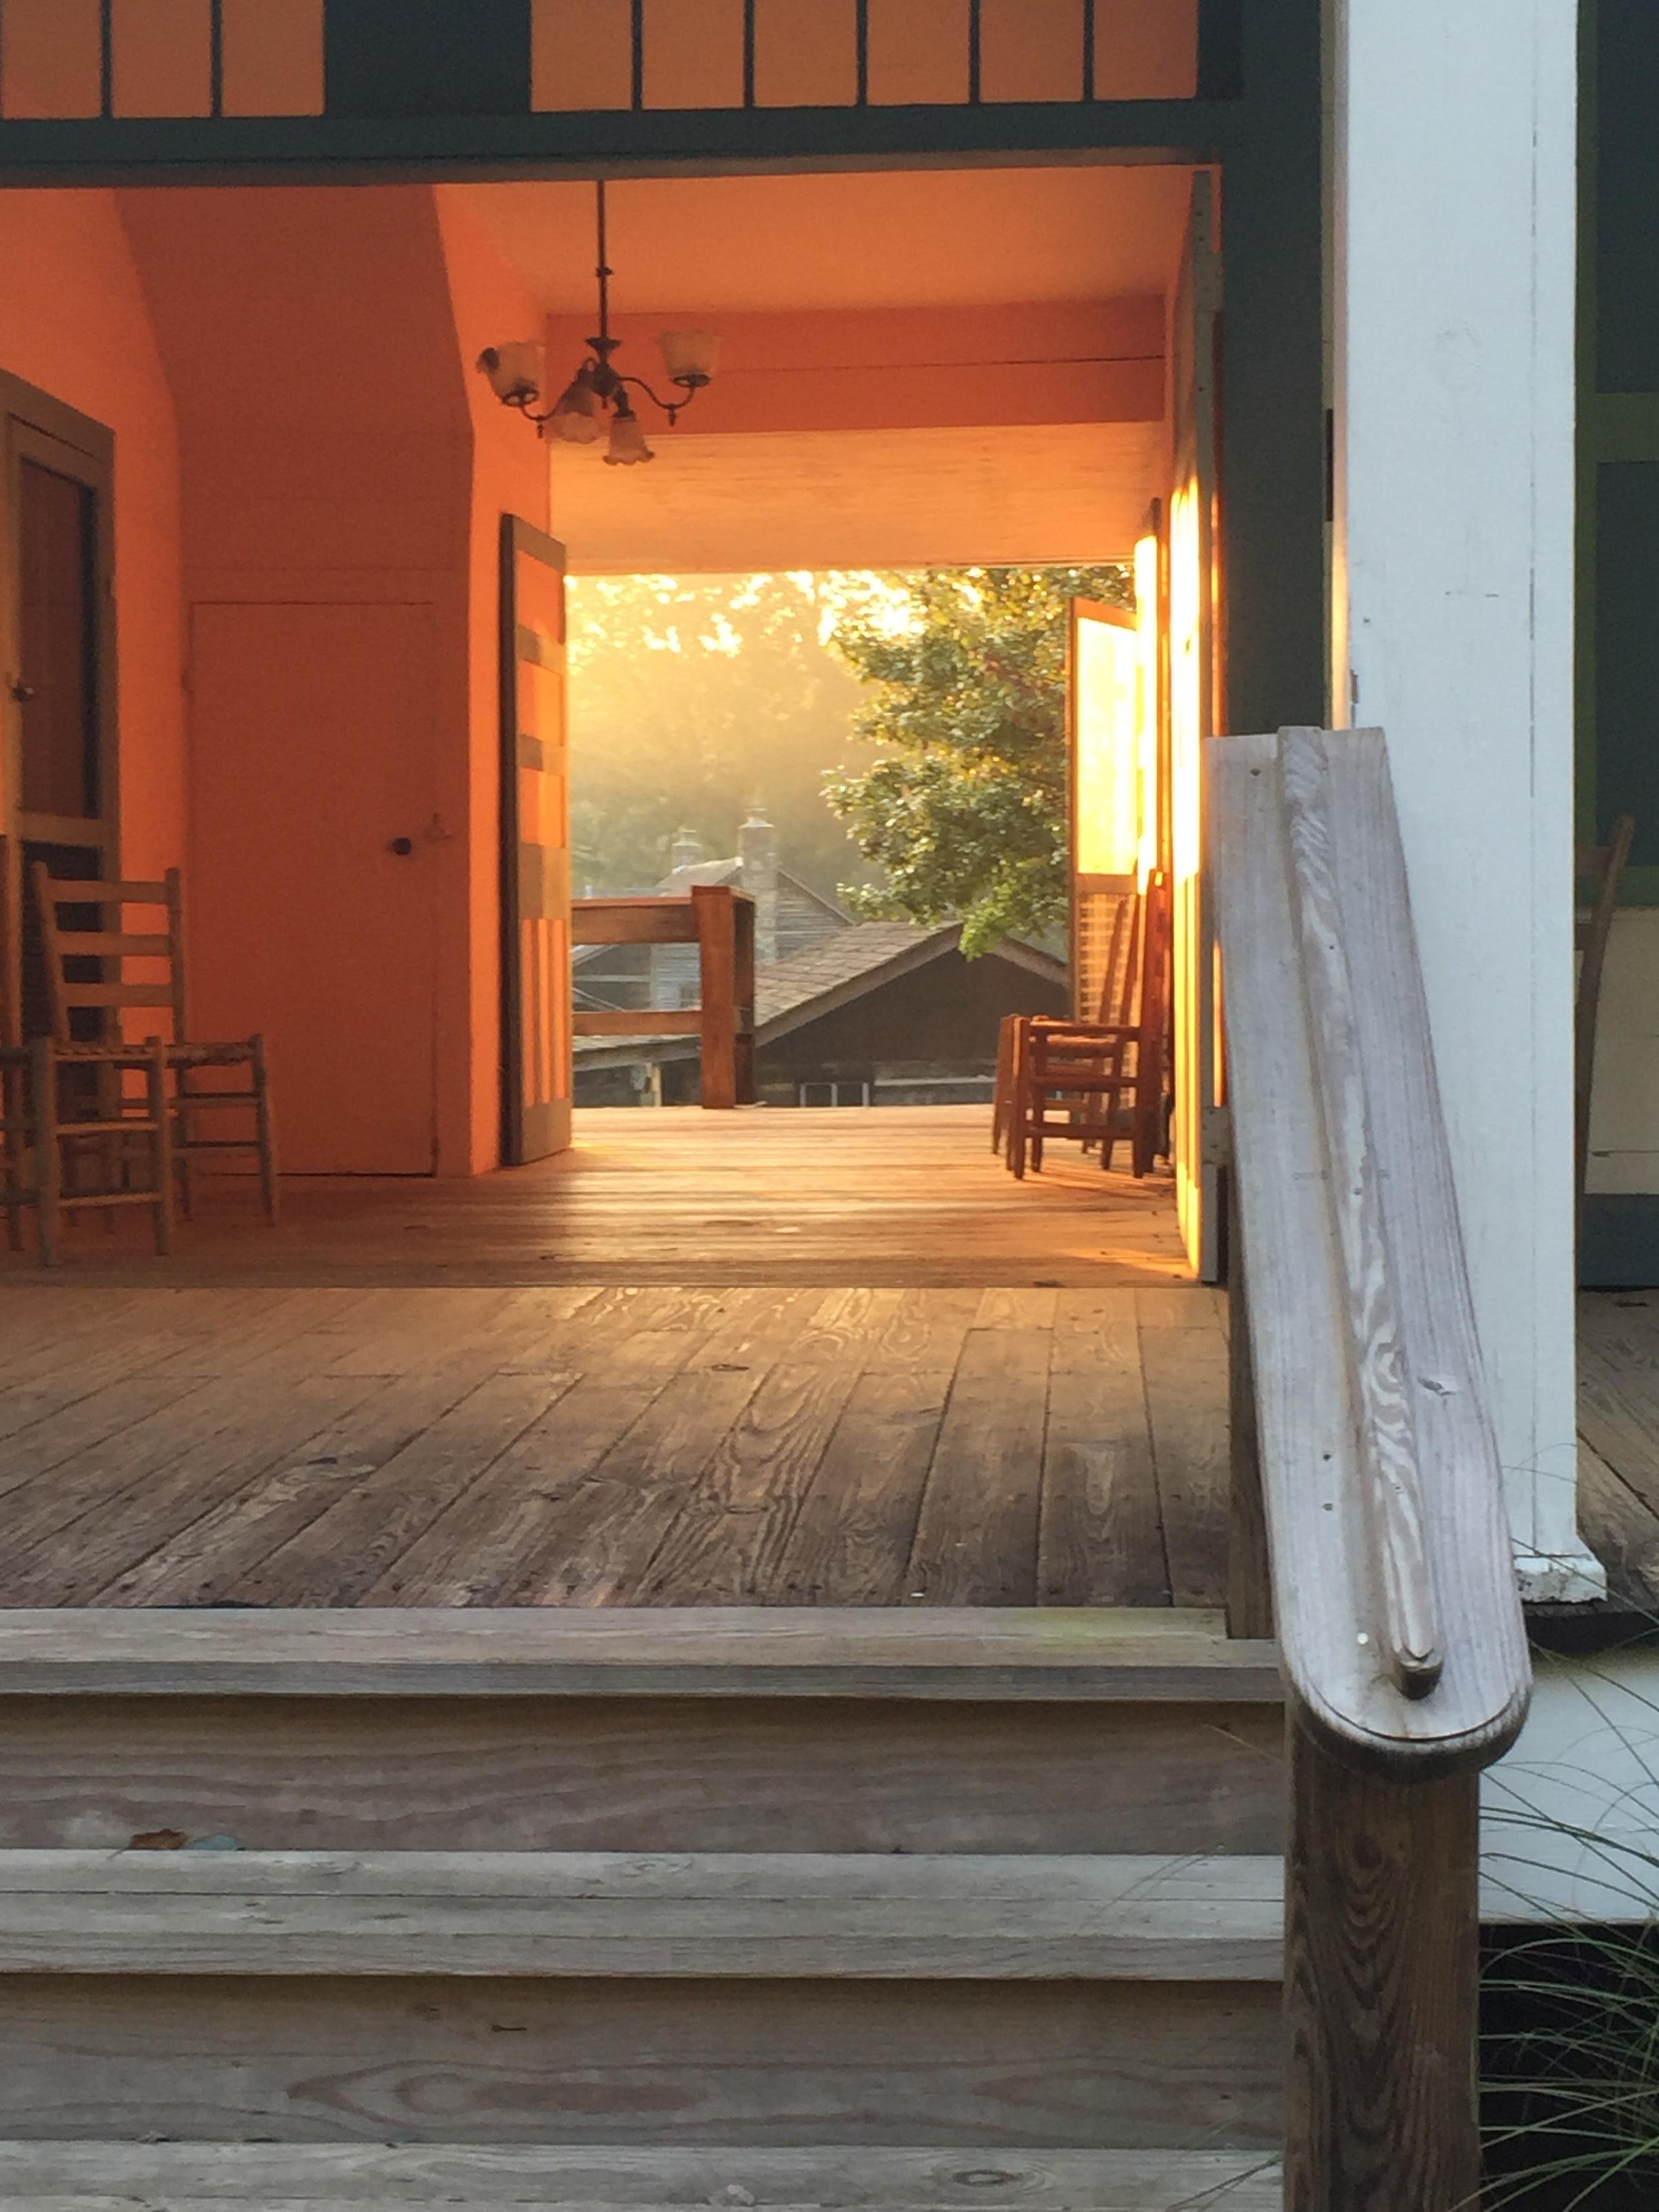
[1,1062,23,1255]
[148,1040,174,1258]
[30,1040,58,1269]
[251,1035,279,1226]
[172,1067,196,1223]
[991,1016,1012,1154]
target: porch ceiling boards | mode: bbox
[0,1105,1189,1290]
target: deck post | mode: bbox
[693,884,739,1111]
[1225,1168,1273,1639]
[1282,1717,1481,2212]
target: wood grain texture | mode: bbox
[0,2140,1288,2211]
[0,1105,1187,1288]
[0,1286,1237,1614]
[0,1692,1286,1853]
[0,1850,1284,1979]
[0,1976,1282,2148]
[1206,729,1530,1776]
[1282,1721,1479,2211]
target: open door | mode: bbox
[1168,171,1223,1279]
[1068,597,1153,1023]
[500,517,573,1166]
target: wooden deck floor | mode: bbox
[0,1105,1189,1288]
[0,1283,1225,1610]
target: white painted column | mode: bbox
[1331,0,1599,1596]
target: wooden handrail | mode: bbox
[1207,726,1532,2209]
[571,885,756,1110]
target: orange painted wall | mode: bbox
[434,185,555,1174]
[120,186,477,1174]
[111,184,549,1177]
[0,189,185,884]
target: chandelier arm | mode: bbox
[616,373,699,424]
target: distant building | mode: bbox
[573,813,849,1016]
[575,920,1067,1107]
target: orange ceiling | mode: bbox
[450,165,1193,317]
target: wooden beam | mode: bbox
[1283,1719,1480,2211]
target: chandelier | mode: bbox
[476,180,719,467]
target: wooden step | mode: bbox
[0,2142,1284,2211]
[0,1851,1286,1978]
[0,1610,1286,1856]
[0,1607,1282,1701]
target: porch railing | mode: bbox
[571,884,756,1109]
[1208,726,1532,2208]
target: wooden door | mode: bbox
[1168,171,1223,1279]
[1068,596,1151,1022]
[500,517,573,1164]
[2,410,119,1042]
[189,601,439,1174]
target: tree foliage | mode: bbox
[824,565,1132,956]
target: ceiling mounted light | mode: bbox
[476,181,718,458]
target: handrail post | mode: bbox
[1284,1719,1481,2211]
[733,891,757,1106]
[1225,1163,1273,1640]
[692,884,739,1110]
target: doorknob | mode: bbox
[9,680,35,704]
[388,836,415,857]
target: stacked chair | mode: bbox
[992,868,1170,1182]
[0,853,276,1265]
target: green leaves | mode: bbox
[824,565,1132,956]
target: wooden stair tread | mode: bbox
[0,1607,1283,1701]
[0,1850,1285,1978]
[0,2143,1284,2210]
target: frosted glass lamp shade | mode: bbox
[476,342,544,405]
[546,367,605,443]
[604,403,655,467]
[658,329,720,388]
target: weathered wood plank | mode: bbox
[1138,1307,1229,1611]
[0,1978,1282,2148]
[0,1692,1286,1853]
[0,1606,1280,1699]
[227,1378,581,1608]
[1283,1721,1479,2209]
[0,1850,1285,1978]
[906,1329,1050,1604]
[0,2141,1288,2212]
[1041,1297,1168,1607]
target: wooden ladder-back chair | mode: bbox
[991,890,1142,1159]
[30,861,278,1225]
[1576,814,1636,1207]
[1006,870,1170,1181]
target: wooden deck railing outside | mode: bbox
[571,885,756,1109]
[1208,726,1532,2209]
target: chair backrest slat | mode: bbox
[29,862,188,1048]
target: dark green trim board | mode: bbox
[325,0,531,121]
[1580,1195,1659,1289]
[0,100,1237,188]
[1580,1,1659,876]
[1218,0,1326,734]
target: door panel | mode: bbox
[1067,596,1145,1022]
[189,601,438,1174]
[500,517,572,1166]
[1169,171,1223,1279]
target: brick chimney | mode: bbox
[670,826,704,875]
[738,808,779,965]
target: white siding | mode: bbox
[1331,0,1594,1593]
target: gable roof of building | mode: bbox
[573,919,1067,1065]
